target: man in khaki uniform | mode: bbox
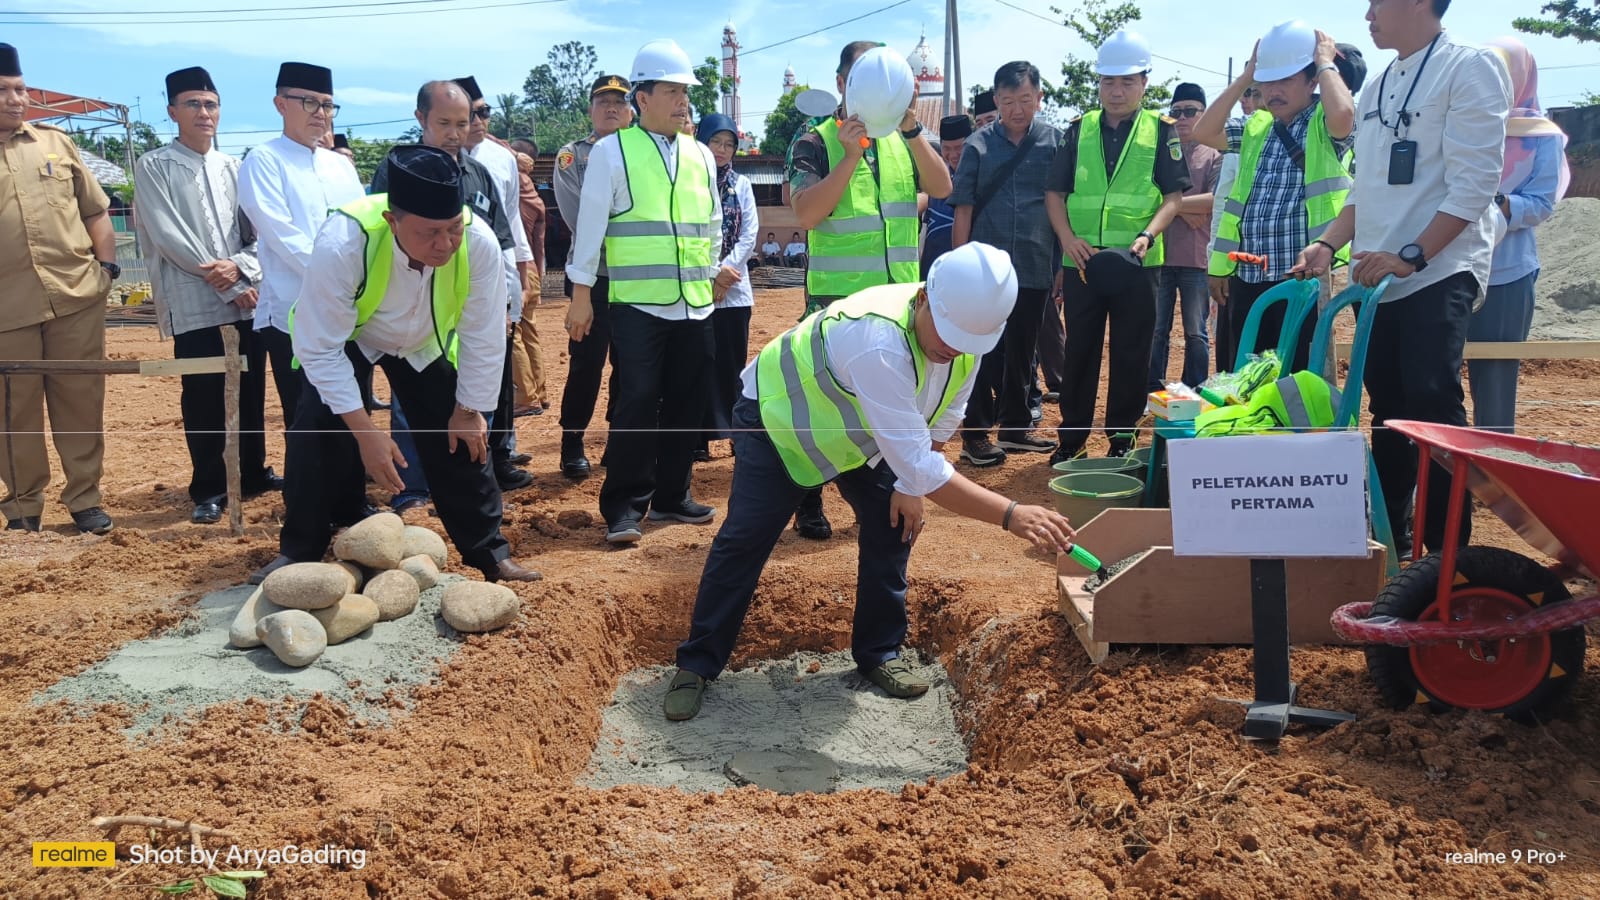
[0,43,119,534]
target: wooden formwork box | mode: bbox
[1057,508,1388,664]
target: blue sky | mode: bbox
[9,0,1597,156]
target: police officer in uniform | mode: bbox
[250,145,540,584]
[1044,30,1190,463]
[553,73,633,480]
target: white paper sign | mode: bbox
[1167,432,1370,558]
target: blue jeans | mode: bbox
[1467,270,1537,434]
[675,395,913,680]
[1150,266,1211,389]
[389,397,431,507]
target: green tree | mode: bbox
[72,121,162,165]
[760,85,813,157]
[690,55,734,120]
[1515,0,1600,43]
[535,108,594,156]
[491,93,537,141]
[522,41,600,114]
[345,135,396,184]
[1044,0,1172,115]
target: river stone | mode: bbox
[333,512,406,570]
[255,610,328,668]
[365,569,421,622]
[261,562,351,610]
[398,554,442,591]
[227,587,286,649]
[402,525,449,569]
[440,582,520,633]
[308,594,380,644]
[334,560,365,592]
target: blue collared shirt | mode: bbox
[1490,137,1562,287]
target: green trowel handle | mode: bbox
[1068,544,1103,573]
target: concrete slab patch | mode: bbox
[583,650,969,794]
[35,579,471,736]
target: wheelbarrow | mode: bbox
[1332,420,1600,717]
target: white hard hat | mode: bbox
[1095,29,1152,77]
[630,39,700,87]
[1255,20,1317,83]
[925,243,1018,355]
[844,46,917,139]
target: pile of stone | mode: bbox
[228,513,521,668]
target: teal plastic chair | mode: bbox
[1231,278,1321,374]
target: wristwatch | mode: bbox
[900,122,923,140]
[1137,230,1156,244]
[454,401,485,416]
[1398,243,1428,273]
[1315,63,1339,78]
[98,260,121,280]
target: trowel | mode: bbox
[1066,544,1109,581]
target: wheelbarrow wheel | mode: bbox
[1365,546,1586,719]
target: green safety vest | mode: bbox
[1195,371,1342,437]
[1209,106,1353,277]
[756,283,974,488]
[805,117,921,300]
[1064,109,1165,268]
[287,194,472,368]
[604,125,716,308]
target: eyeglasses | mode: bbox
[471,105,492,121]
[178,100,220,113]
[283,94,340,117]
[1169,107,1203,118]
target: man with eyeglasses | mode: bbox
[369,80,529,509]
[134,66,281,526]
[1148,83,1221,392]
[238,61,364,435]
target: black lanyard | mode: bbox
[1375,32,1442,138]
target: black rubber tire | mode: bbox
[1364,546,1586,719]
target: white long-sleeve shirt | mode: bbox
[567,127,721,322]
[740,307,973,497]
[292,213,507,416]
[237,134,366,331]
[1351,31,1511,303]
[468,138,531,323]
[717,170,759,310]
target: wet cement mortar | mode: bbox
[4,305,1600,897]
[1478,446,1591,477]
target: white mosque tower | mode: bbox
[782,64,798,95]
[720,21,743,124]
[913,28,944,102]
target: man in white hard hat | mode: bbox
[1044,29,1190,463]
[662,243,1080,722]
[564,39,721,545]
[784,40,952,543]
[1193,20,1356,374]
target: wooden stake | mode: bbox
[90,815,231,838]
[222,328,243,538]
[0,358,248,376]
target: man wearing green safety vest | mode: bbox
[251,144,541,585]
[1193,20,1357,373]
[1044,29,1190,463]
[784,39,953,542]
[662,243,1079,722]
[564,39,722,545]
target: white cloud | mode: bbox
[336,86,418,107]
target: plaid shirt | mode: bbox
[1224,101,1355,283]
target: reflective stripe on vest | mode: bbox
[287,194,472,368]
[1208,106,1352,277]
[1064,109,1165,268]
[1194,371,1341,436]
[755,283,974,487]
[805,118,920,299]
[604,126,716,307]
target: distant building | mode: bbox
[721,22,743,124]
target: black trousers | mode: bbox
[1226,276,1314,374]
[703,305,752,443]
[559,277,613,438]
[280,346,511,575]
[489,331,516,462]
[1366,272,1476,554]
[172,321,271,503]
[258,324,304,430]
[1038,293,1065,393]
[599,306,713,525]
[1056,267,1156,454]
[963,286,1049,440]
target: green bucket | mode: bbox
[1048,472,1145,523]
[1050,455,1143,478]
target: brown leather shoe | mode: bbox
[248,554,295,585]
[492,558,543,583]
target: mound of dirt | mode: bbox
[1531,197,1600,340]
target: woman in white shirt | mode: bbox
[697,114,760,459]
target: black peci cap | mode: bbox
[0,43,20,78]
[165,66,217,100]
[276,61,333,95]
[1084,248,1146,298]
[452,76,483,103]
[939,114,972,141]
[386,144,464,221]
[973,90,996,116]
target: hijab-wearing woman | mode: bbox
[1472,37,1570,433]
[696,114,760,458]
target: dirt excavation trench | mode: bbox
[3,293,1599,898]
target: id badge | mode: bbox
[1387,140,1417,186]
